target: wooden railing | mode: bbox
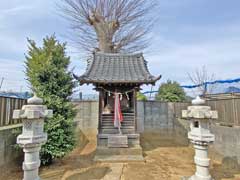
[0,96,27,127]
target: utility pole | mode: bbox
[149,85,153,100]
[0,77,4,90]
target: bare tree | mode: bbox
[188,66,216,96]
[59,0,156,53]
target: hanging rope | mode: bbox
[98,86,135,100]
[181,78,240,89]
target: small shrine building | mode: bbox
[76,52,161,161]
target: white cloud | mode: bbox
[0,58,28,91]
[0,0,240,96]
[146,37,240,90]
[1,5,34,15]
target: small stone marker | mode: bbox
[108,135,128,148]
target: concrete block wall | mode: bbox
[73,100,240,165]
[73,100,99,142]
[0,124,22,167]
[73,100,99,130]
[137,101,175,136]
[73,100,176,134]
[211,125,240,164]
[174,118,190,145]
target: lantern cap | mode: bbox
[27,94,43,105]
[192,96,205,105]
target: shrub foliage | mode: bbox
[156,80,186,102]
[137,92,147,101]
[25,35,76,165]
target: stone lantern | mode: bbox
[13,94,52,180]
[182,96,218,180]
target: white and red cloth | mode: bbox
[113,92,123,128]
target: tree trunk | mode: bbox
[98,35,113,53]
[89,12,119,53]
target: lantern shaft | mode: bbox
[13,95,52,180]
[182,96,218,180]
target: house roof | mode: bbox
[75,52,161,85]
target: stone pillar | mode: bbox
[182,96,218,180]
[13,95,53,180]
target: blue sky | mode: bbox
[0,0,240,95]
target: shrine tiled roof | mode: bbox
[76,52,161,85]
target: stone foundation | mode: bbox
[94,133,144,162]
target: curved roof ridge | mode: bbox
[76,52,161,85]
[94,52,143,57]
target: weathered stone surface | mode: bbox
[98,133,140,147]
[96,145,143,156]
[108,135,128,148]
[13,95,52,180]
[182,96,218,180]
[211,125,240,165]
[137,101,174,131]
[102,163,124,180]
[182,106,218,119]
[94,155,144,162]
[72,101,99,130]
[192,96,206,105]
[95,133,143,162]
[0,124,23,167]
[73,100,176,134]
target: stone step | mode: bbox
[102,120,134,123]
[102,114,134,116]
[102,115,134,119]
[102,113,134,116]
[102,125,134,128]
[101,129,135,134]
[102,116,134,119]
[102,116,134,118]
[102,120,134,122]
[95,145,143,156]
[94,155,145,162]
[97,133,140,146]
[98,133,140,139]
[102,121,134,124]
[102,117,134,120]
[102,123,134,126]
[101,126,135,129]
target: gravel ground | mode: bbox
[1,132,240,180]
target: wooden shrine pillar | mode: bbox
[98,90,104,133]
[133,88,138,133]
